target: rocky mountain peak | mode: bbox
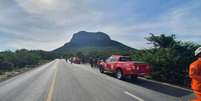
[70,31,111,43]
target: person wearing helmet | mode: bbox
[189,47,201,101]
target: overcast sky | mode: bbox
[0,0,201,51]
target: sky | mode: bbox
[0,0,201,51]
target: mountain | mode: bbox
[53,31,134,54]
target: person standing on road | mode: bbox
[89,57,94,68]
[70,58,73,64]
[189,47,201,101]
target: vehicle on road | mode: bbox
[99,55,151,80]
[69,57,81,64]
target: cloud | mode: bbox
[0,0,200,51]
[100,0,201,48]
[0,0,100,51]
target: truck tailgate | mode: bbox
[134,62,151,75]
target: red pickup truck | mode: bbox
[99,55,151,80]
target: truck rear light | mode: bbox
[136,66,139,70]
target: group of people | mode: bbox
[68,57,102,68]
[89,57,102,68]
[69,57,81,64]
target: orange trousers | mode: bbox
[191,91,201,101]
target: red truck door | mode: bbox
[105,57,113,71]
[105,56,117,71]
[108,56,119,72]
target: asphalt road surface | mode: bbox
[0,59,195,101]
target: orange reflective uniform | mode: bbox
[194,91,201,100]
[189,58,201,100]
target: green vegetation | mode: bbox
[0,49,54,76]
[132,33,200,87]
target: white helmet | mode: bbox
[195,47,201,56]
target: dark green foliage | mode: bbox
[0,49,54,72]
[14,49,41,67]
[146,33,176,48]
[132,34,200,87]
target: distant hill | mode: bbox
[53,31,134,54]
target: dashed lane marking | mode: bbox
[124,91,145,101]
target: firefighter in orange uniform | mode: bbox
[190,47,201,101]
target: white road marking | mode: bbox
[124,91,145,101]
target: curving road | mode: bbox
[0,59,195,101]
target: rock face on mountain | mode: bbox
[53,31,133,53]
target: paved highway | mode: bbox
[0,59,195,101]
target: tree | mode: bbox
[76,52,84,58]
[146,33,176,48]
[0,56,3,64]
[133,33,200,87]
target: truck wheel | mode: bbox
[99,67,104,73]
[115,69,123,80]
